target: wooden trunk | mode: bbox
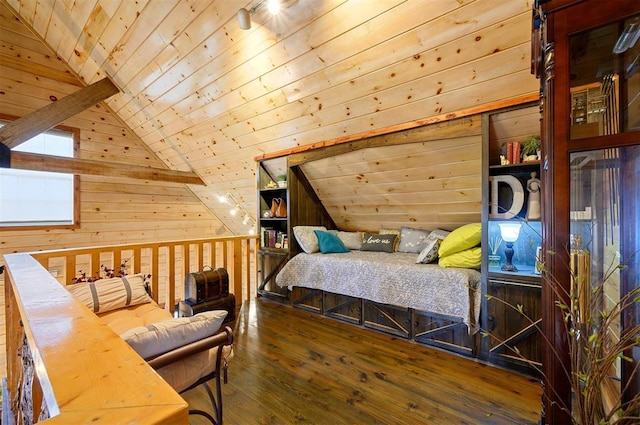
[178,294,236,322]
[185,267,229,303]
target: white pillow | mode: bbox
[120,310,228,359]
[336,231,363,250]
[67,274,152,314]
[293,226,327,253]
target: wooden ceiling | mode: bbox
[0,0,539,234]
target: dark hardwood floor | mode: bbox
[182,299,542,425]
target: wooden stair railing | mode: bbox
[30,235,257,313]
[3,235,257,424]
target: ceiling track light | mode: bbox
[238,0,281,30]
[219,192,255,230]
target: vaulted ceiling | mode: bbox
[0,0,539,234]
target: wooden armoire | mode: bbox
[535,0,640,423]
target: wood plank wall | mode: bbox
[0,4,229,267]
[300,117,483,232]
[2,0,539,237]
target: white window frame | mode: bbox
[0,121,80,230]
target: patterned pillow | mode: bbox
[120,310,228,359]
[67,273,152,314]
[429,228,451,240]
[416,238,441,264]
[379,228,401,251]
[293,226,327,253]
[398,227,431,254]
[361,233,397,253]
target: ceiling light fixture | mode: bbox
[238,0,281,30]
[220,192,255,232]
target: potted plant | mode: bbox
[483,223,640,424]
[276,174,287,188]
[521,135,541,162]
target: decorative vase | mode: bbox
[488,254,501,267]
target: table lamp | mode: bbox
[498,222,522,272]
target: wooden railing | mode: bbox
[30,235,257,310]
[3,235,257,424]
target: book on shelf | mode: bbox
[261,227,287,249]
[505,141,522,165]
[267,229,277,248]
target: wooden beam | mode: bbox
[288,115,481,166]
[0,77,120,149]
[10,151,205,185]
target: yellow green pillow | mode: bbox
[438,247,482,269]
[438,223,482,258]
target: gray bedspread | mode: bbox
[276,251,481,333]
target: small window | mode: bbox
[0,123,79,229]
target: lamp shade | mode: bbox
[498,222,522,242]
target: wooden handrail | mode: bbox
[4,253,188,423]
[29,235,258,311]
[3,235,257,423]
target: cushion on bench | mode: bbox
[98,303,231,393]
[97,302,173,335]
[119,310,228,359]
[66,273,153,314]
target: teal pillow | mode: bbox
[314,230,350,254]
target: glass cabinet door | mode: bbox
[570,14,640,139]
[568,13,640,416]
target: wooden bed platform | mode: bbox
[288,287,478,358]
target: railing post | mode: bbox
[168,245,176,310]
[233,239,243,308]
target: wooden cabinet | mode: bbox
[536,1,640,422]
[486,275,541,375]
[480,104,543,375]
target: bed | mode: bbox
[272,224,483,356]
[276,250,481,332]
